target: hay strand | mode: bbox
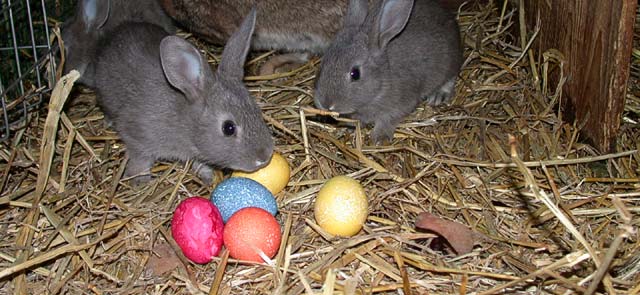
[1,2,639,294]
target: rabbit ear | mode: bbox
[345,0,368,27]
[372,0,413,50]
[79,0,110,31]
[159,36,212,101]
[216,8,256,81]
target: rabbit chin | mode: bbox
[318,101,356,116]
[227,159,270,173]
[212,149,272,173]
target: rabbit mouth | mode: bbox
[335,109,357,117]
[229,156,271,173]
[316,100,356,116]
[328,105,356,115]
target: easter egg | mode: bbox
[232,152,290,195]
[211,177,278,223]
[171,197,224,264]
[314,176,368,237]
[223,207,281,262]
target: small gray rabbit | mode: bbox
[160,0,464,75]
[93,9,273,183]
[314,0,463,144]
[61,0,175,87]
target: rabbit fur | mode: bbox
[161,0,349,54]
[92,9,273,183]
[61,0,175,87]
[313,0,463,143]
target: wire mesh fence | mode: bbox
[0,0,72,143]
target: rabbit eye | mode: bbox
[222,120,236,137]
[349,67,361,81]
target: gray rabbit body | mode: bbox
[314,0,463,143]
[161,0,356,74]
[61,0,175,87]
[161,0,463,54]
[161,0,348,54]
[93,10,273,183]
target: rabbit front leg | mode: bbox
[424,77,457,106]
[370,116,401,145]
[124,149,154,184]
[191,160,214,184]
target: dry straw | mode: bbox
[1,1,639,294]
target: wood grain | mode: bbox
[525,0,637,151]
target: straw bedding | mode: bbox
[0,1,638,294]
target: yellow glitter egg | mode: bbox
[232,152,290,195]
[314,176,368,237]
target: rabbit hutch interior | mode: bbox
[0,0,639,294]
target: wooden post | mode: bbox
[524,0,637,151]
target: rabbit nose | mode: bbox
[255,159,267,168]
[255,147,273,167]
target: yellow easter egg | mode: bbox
[232,152,290,194]
[314,176,368,237]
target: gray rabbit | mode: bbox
[92,9,273,183]
[61,0,175,87]
[314,0,463,143]
[160,0,464,75]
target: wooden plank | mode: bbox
[524,0,637,151]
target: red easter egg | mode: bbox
[171,197,224,264]
[223,207,281,262]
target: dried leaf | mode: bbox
[415,212,476,255]
[146,241,184,277]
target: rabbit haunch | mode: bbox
[161,0,347,53]
[92,10,273,183]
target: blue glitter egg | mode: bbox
[210,177,278,223]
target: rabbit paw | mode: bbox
[102,116,115,129]
[371,122,395,145]
[124,153,154,184]
[191,161,214,184]
[425,77,456,106]
[258,52,310,76]
[129,174,153,187]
